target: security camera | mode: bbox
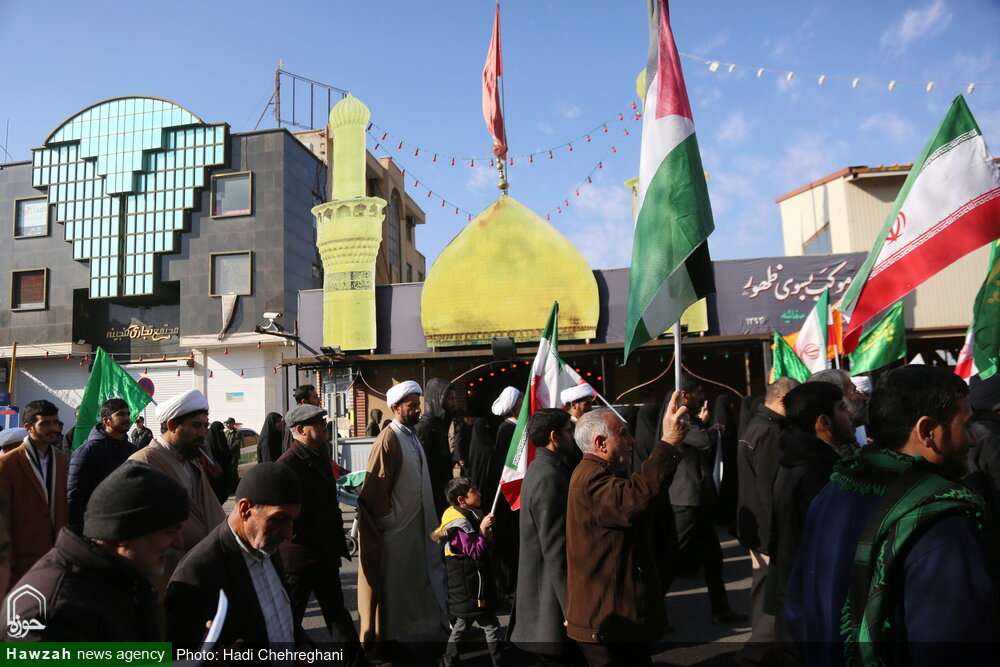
[263,312,282,320]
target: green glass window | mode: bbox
[32,96,227,298]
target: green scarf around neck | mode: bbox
[831,447,986,667]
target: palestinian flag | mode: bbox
[839,95,1000,342]
[956,239,1000,380]
[624,0,715,363]
[499,302,583,510]
[793,289,830,374]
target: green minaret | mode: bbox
[313,95,385,351]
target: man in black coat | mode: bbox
[2,462,187,642]
[667,376,745,624]
[510,408,584,664]
[277,404,361,660]
[415,378,457,516]
[764,381,854,652]
[736,377,797,664]
[165,463,311,650]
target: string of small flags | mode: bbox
[368,116,635,225]
[541,137,633,222]
[679,52,997,93]
[366,99,642,166]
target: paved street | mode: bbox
[293,502,751,666]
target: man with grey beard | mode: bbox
[165,462,312,649]
[129,389,225,593]
[1,463,188,641]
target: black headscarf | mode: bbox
[422,378,454,421]
[417,377,455,515]
[205,421,232,503]
[257,412,284,463]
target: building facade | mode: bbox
[0,95,424,433]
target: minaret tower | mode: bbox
[312,95,385,351]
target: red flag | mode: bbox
[482,4,507,159]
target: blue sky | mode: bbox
[1,0,998,270]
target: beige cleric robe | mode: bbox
[357,421,448,648]
[128,436,226,593]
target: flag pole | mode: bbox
[674,321,682,392]
[593,392,626,422]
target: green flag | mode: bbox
[771,330,811,383]
[969,240,1000,379]
[847,301,907,375]
[72,347,153,452]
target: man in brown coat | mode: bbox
[566,394,689,666]
[357,380,448,656]
[0,399,69,591]
[129,389,225,594]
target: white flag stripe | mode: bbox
[870,135,1000,277]
[636,73,695,215]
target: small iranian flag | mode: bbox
[793,289,830,374]
[955,326,977,381]
[624,0,715,362]
[498,302,583,510]
[956,239,1000,380]
[839,95,1000,342]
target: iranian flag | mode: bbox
[839,95,1000,342]
[624,0,715,362]
[498,302,584,510]
[793,289,830,374]
[956,239,1000,380]
[955,326,977,381]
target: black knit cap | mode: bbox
[235,462,303,506]
[83,462,189,541]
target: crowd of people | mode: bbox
[0,365,996,666]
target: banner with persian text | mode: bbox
[712,252,866,336]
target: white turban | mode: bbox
[156,389,209,425]
[386,380,422,408]
[851,376,872,394]
[491,386,522,417]
[0,427,28,449]
[561,383,597,406]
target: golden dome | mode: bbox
[421,196,599,346]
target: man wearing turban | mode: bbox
[357,381,449,657]
[128,389,225,593]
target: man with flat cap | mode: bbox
[358,380,449,654]
[165,463,312,651]
[561,383,597,423]
[2,462,188,641]
[129,389,225,592]
[277,404,361,661]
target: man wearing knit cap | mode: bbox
[165,463,313,650]
[276,404,361,661]
[1,462,188,641]
[358,380,449,655]
[561,383,597,423]
[129,389,225,593]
